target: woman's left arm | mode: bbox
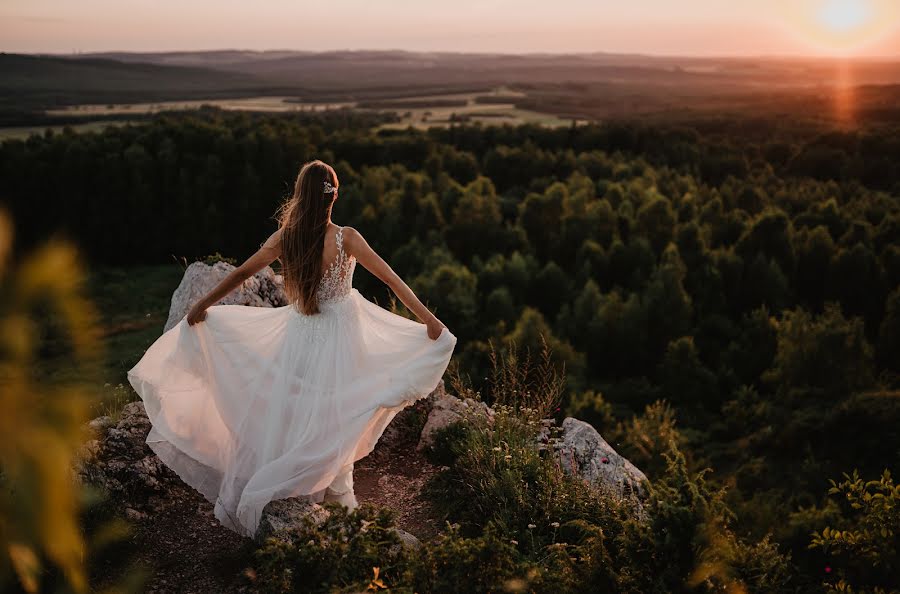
[186,229,282,325]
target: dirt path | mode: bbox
[354,429,444,542]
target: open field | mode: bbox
[3,87,578,137]
[44,95,354,116]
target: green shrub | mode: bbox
[617,447,792,593]
[810,470,900,593]
[252,503,406,593]
[200,252,237,265]
[425,345,793,593]
[404,523,528,594]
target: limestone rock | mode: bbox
[164,261,287,332]
[255,498,331,545]
[554,417,648,500]
[77,401,180,500]
[417,392,494,451]
[391,528,422,552]
[371,380,448,461]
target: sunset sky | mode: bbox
[2,0,899,57]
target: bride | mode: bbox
[128,159,457,537]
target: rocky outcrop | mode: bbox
[554,417,648,500]
[164,261,287,332]
[417,394,647,502]
[77,401,179,500]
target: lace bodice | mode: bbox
[315,226,356,306]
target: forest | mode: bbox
[2,106,899,591]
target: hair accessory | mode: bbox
[323,180,337,194]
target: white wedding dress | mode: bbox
[127,226,457,537]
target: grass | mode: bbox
[37,263,184,417]
[87,264,184,382]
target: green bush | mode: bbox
[200,252,237,265]
[809,470,900,593]
[404,523,529,594]
[424,353,792,593]
[252,503,406,593]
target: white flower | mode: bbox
[550,522,560,528]
[527,524,536,529]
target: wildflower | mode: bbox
[550,522,560,528]
[601,456,610,464]
[824,564,832,574]
[510,539,518,545]
[527,523,536,529]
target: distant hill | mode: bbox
[0,53,279,109]
[71,49,900,88]
[4,50,900,124]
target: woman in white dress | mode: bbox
[127,159,457,537]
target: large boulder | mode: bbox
[554,417,648,500]
[164,261,287,332]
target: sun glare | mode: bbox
[819,0,872,32]
[780,0,899,55]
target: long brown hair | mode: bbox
[276,159,338,315]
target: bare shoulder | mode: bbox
[341,226,368,254]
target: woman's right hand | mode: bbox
[186,301,208,326]
[426,316,447,340]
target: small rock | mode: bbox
[417,393,493,451]
[391,528,421,551]
[255,498,331,545]
[125,507,148,522]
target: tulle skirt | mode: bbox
[127,288,457,537]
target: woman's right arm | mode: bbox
[186,229,282,325]
[342,226,447,339]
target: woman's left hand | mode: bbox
[426,316,446,340]
[186,301,208,326]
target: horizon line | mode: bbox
[10,47,900,62]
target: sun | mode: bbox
[779,0,900,54]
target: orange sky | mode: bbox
[2,0,899,57]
